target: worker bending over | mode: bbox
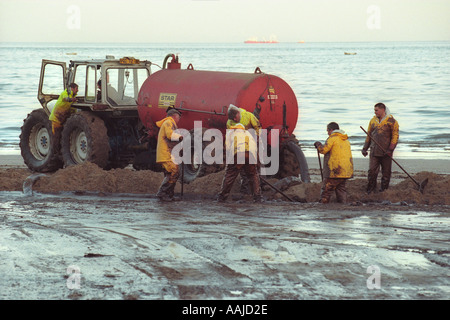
[226,104,261,136]
[217,123,262,202]
[314,122,353,204]
[156,108,183,201]
[226,104,262,194]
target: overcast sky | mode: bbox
[1,0,449,43]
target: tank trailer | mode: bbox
[20,54,310,183]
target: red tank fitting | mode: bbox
[167,55,181,70]
[162,54,181,69]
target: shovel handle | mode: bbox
[260,176,294,202]
[360,126,421,188]
[181,163,184,198]
[317,149,323,182]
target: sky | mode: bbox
[0,0,449,43]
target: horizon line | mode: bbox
[1,40,449,45]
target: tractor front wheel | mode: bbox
[20,109,63,172]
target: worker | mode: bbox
[105,71,135,105]
[97,79,102,101]
[49,83,78,152]
[314,122,353,204]
[217,123,262,202]
[361,102,399,193]
[155,108,183,201]
[227,104,261,136]
[226,104,262,194]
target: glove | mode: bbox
[361,149,368,157]
[314,141,321,149]
[384,143,395,156]
[388,143,396,152]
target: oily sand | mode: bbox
[1,159,448,205]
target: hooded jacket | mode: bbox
[318,130,354,179]
[226,105,261,136]
[156,116,182,163]
[225,123,258,163]
[363,108,399,157]
[49,88,77,124]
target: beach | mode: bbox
[1,154,449,205]
[0,154,449,301]
[2,154,449,174]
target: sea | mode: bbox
[0,41,449,160]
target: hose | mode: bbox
[163,54,176,69]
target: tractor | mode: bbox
[20,54,310,183]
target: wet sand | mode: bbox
[0,154,449,301]
[1,154,449,205]
[1,153,449,174]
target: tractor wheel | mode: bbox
[182,128,208,184]
[20,109,63,172]
[61,111,110,168]
[278,141,310,182]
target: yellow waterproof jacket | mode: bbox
[226,124,258,159]
[363,112,399,157]
[226,107,261,136]
[156,116,182,163]
[318,130,354,179]
[49,88,77,124]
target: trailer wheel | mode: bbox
[61,111,110,168]
[278,141,310,182]
[20,109,63,172]
[182,129,208,184]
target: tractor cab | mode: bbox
[38,57,152,115]
[22,57,152,172]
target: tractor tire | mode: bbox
[20,109,63,172]
[278,141,310,182]
[61,111,110,168]
[182,128,208,184]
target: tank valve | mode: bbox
[163,54,181,69]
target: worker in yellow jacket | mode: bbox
[217,123,262,202]
[314,122,354,204]
[226,104,261,194]
[226,104,261,136]
[362,103,399,193]
[156,108,183,201]
[49,83,78,151]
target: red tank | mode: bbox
[137,56,298,145]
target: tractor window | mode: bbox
[106,68,149,106]
[73,65,87,99]
[41,63,65,95]
[86,65,97,102]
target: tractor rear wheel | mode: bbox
[20,109,63,172]
[61,111,110,168]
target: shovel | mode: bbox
[360,126,428,193]
[181,162,184,199]
[317,149,323,181]
[260,176,294,202]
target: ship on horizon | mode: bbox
[244,36,279,44]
